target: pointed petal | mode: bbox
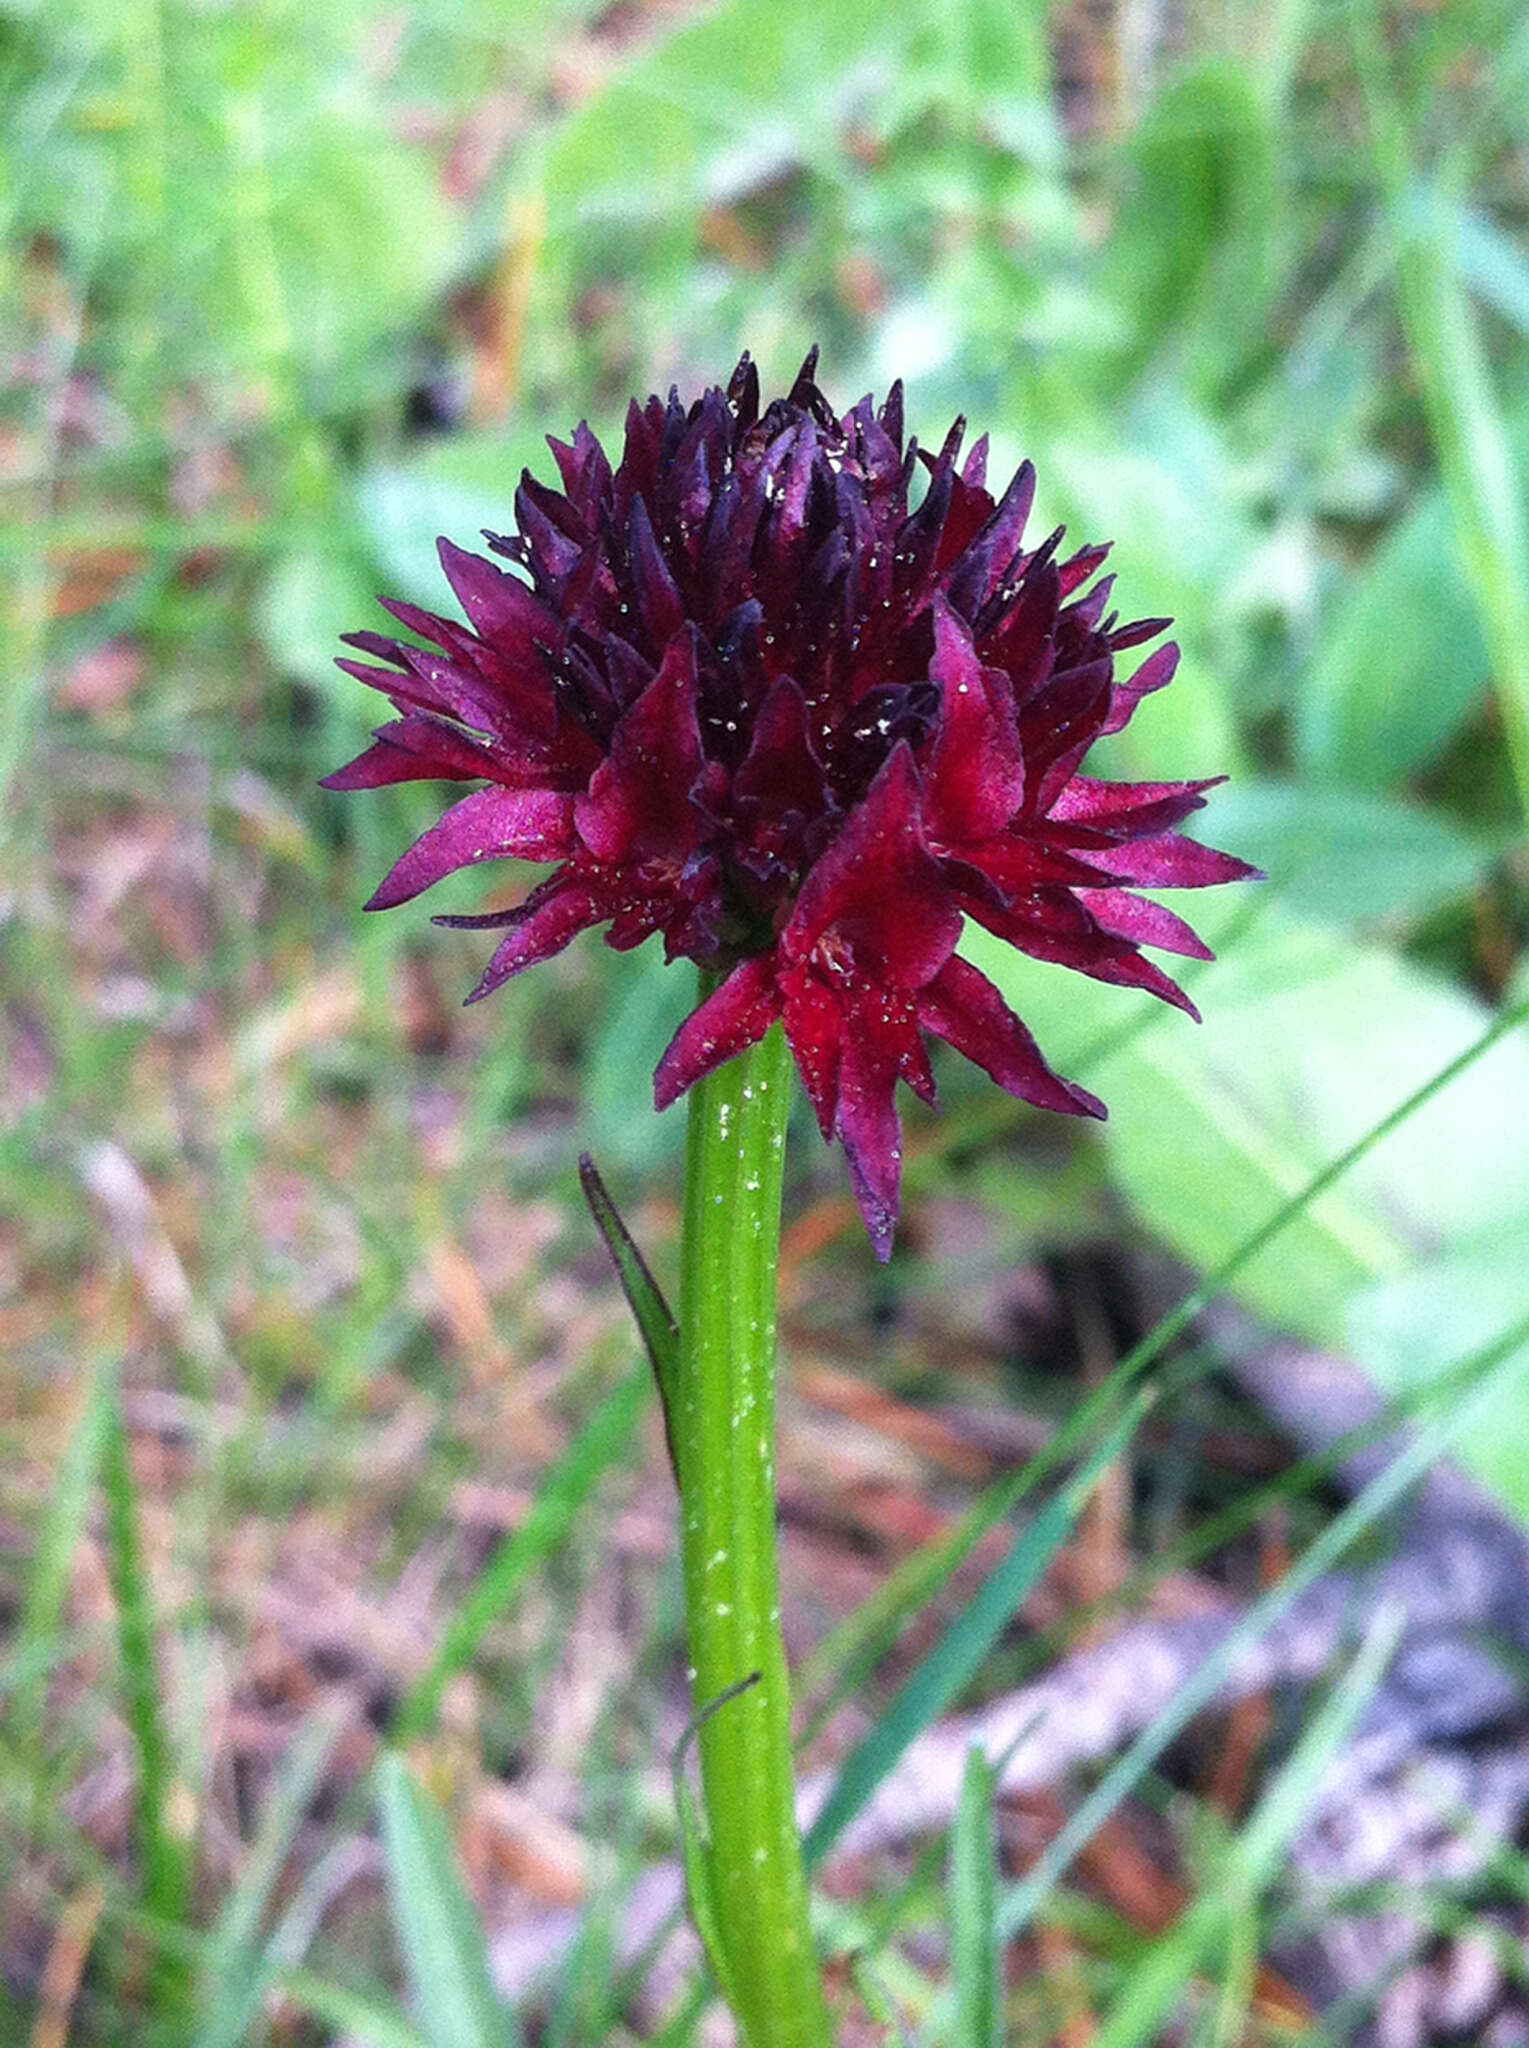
[364,786,575,911]
[319,714,503,790]
[574,631,705,863]
[981,906,1203,1017]
[1057,541,1110,596]
[1049,773,1220,831]
[918,957,1106,1118]
[942,459,1035,617]
[1076,888,1215,959]
[1098,641,1180,735]
[923,599,1024,840]
[465,877,604,1002]
[438,538,556,649]
[835,1022,907,1262]
[781,966,845,1140]
[784,746,962,989]
[1096,833,1263,889]
[652,954,782,1111]
[627,493,686,649]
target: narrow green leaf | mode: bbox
[998,1309,1529,1945]
[951,1747,1000,2048]
[102,1377,193,1936]
[391,1367,647,1745]
[376,1752,513,2048]
[1356,14,1529,818]
[14,1357,112,1758]
[1091,1606,1403,2048]
[578,1152,681,1484]
[272,1968,431,2048]
[193,1703,344,2048]
[804,1392,1148,1867]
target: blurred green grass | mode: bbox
[4,0,1529,2041]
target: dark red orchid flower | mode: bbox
[325,351,1256,1256]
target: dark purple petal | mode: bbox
[918,956,1106,1119]
[653,953,782,1110]
[320,714,504,790]
[835,1018,908,1262]
[1098,641,1180,735]
[1049,772,1220,832]
[1075,888,1215,958]
[364,786,575,911]
[784,746,962,989]
[574,632,706,864]
[985,906,1202,1018]
[627,493,686,651]
[465,877,605,1002]
[923,600,1024,841]
[1094,833,1263,889]
[327,353,1258,1263]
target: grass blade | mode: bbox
[1091,1604,1404,2048]
[193,1702,344,2048]
[102,1376,194,1938]
[376,1751,515,2048]
[803,1390,1149,1867]
[950,1746,1000,2048]
[801,996,1529,1746]
[997,1307,1529,1945]
[272,1968,432,2048]
[1356,9,1529,819]
[391,1366,647,1745]
[14,1357,112,1761]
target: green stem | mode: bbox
[677,1013,831,2047]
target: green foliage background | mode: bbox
[4,0,1529,2041]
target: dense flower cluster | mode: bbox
[326,351,1254,1254]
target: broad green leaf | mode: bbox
[356,432,547,606]
[1190,780,1496,924]
[1295,492,1488,789]
[582,944,692,1173]
[1105,61,1277,395]
[256,545,380,691]
[1347,1230,1529,1512]
[376,1753,513,2048]
[968,909,1529,1517]
[214,93,458,384]
[1456,202,1529,337]
[537,0,922,230]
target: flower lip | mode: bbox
[327,349,1257,1256]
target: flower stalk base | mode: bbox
[676,1013,831,2047]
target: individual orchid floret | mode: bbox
[326,350,1256,1256]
